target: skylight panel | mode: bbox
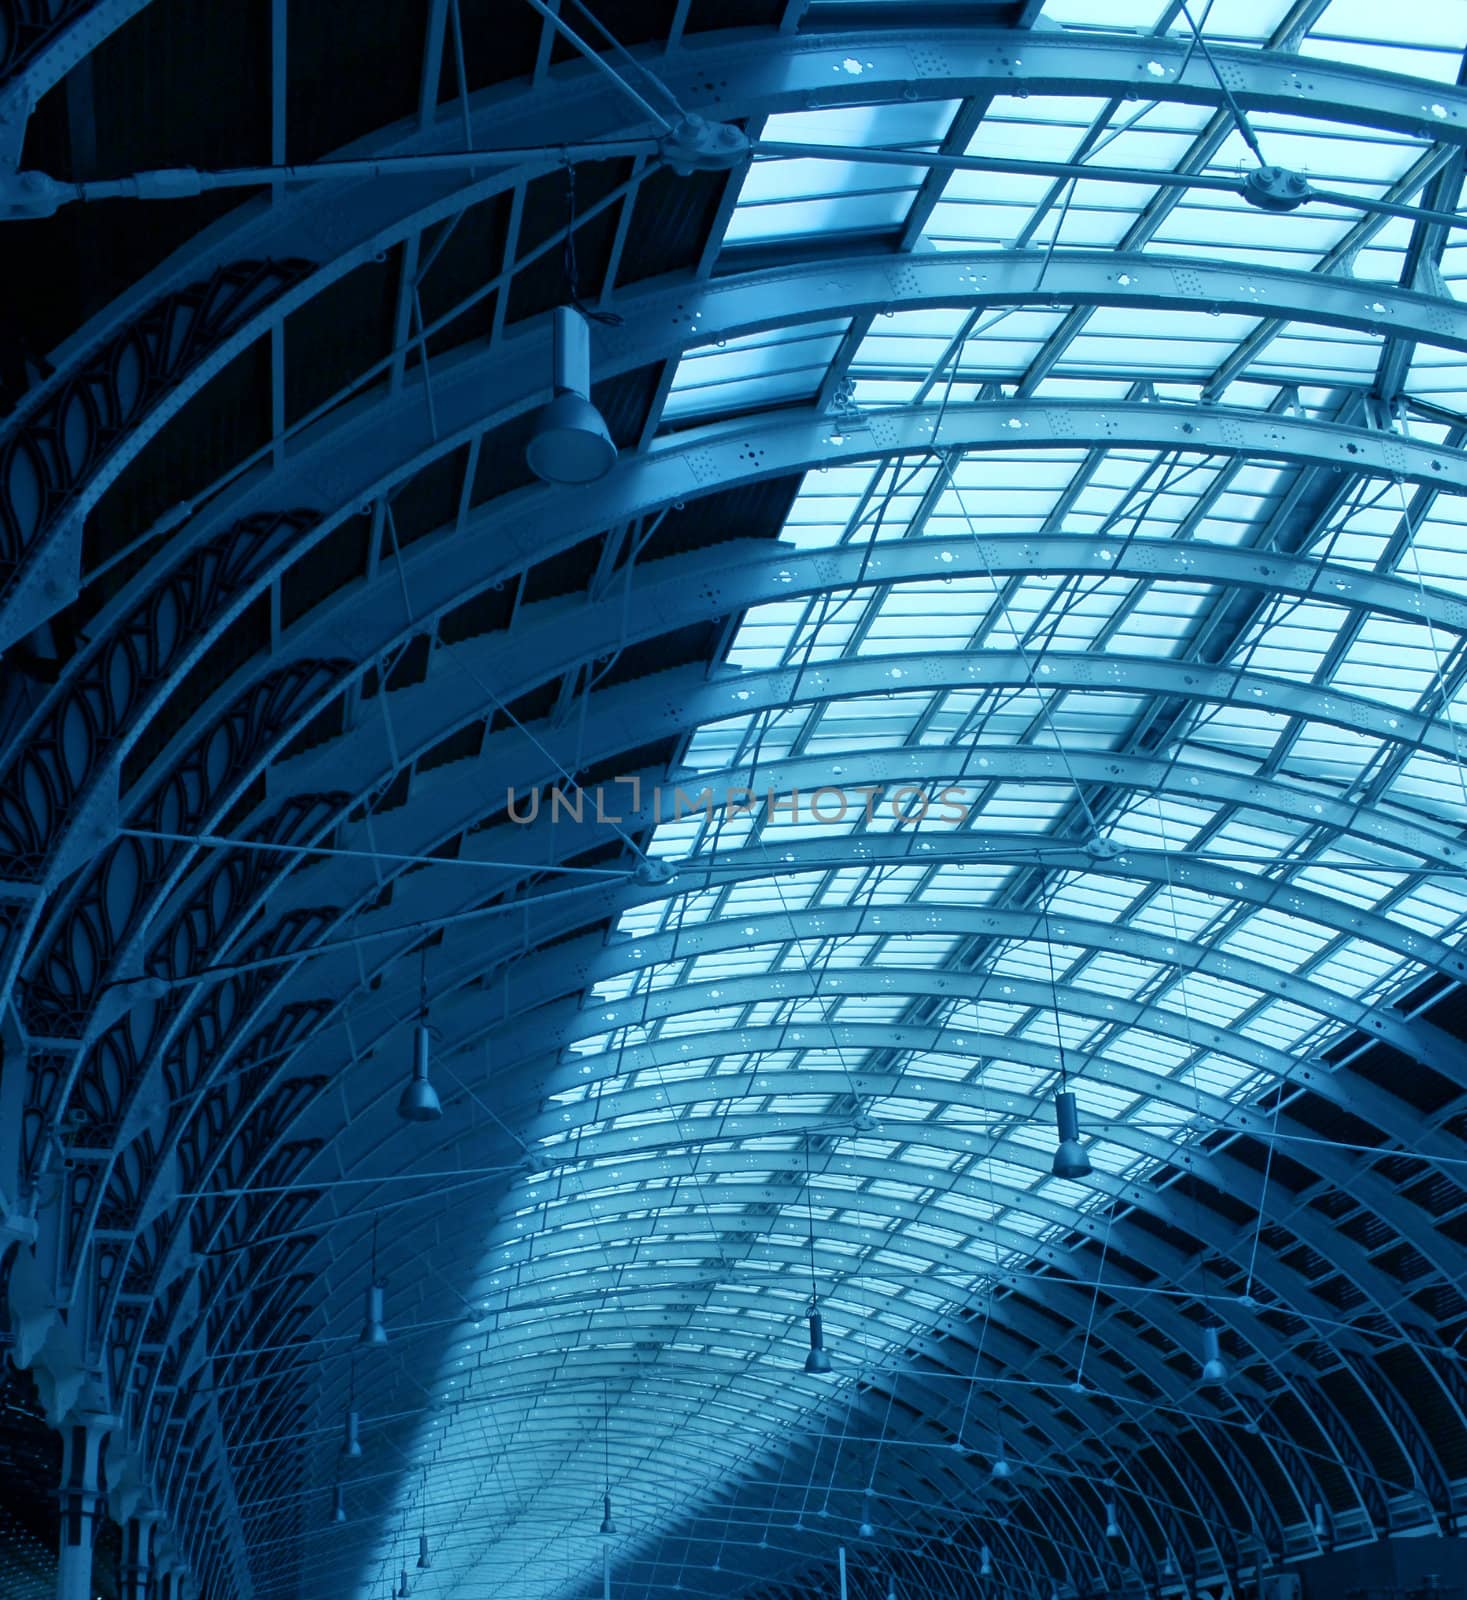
[723,101,960,251]
[1306,0,1467,48]
[851,308,1070,398]
[1330,618,1453,708]
[665,319,852,424]
[1386,878,1467,936]
[1307,940,1410,999]
[1040,0,1172,28]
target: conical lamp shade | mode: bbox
[804,1308,832,1375]
[398,1023,442,1122]
[1052,1089,1091,1179]
[360,1281,388,1347]
[527,309,616,485]
[1200,1322,1230,1386]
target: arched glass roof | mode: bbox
[5,3,1467,1600]
[345,5,1467,1598]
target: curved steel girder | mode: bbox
[18,241,1467,674]
[321,1386,835,1539]
[216,827,1449,1165]
[31,389,1462,942]
[12,376,1461,1004]
[113,610,1465,1160]
[0,1,149,124]
[0,271,315,654]
[109,876,1448,1436]
[12,17,1467,435]
[852,1359,1266,1575]
[171,738,1449,1153]
[48,513,1467,1069]
[323,1292,1247,1580]
[474,901,1454,1147]
[463,1085,1428,1335]
[81,516,1467,1022]
[62,511,1464,1220]
[350,1108,1440,1407]
[401,1215,1368,1499]
[268,1203,1222,1491]
[425,1363,1190,1587]
[809,1361,1247,1580]
[265,526,1467,699]
[1340,1350,1452,1520]
[88,761,1452,1465]
[22,486,1465,1587]
[28,392,1459,1152]
[10,12,1467,627]
[48,390,1467,822]
[14,400,1465,1152]
[386,1161,1392,1485]
[471,894,1462,1086]
[279,1177,1356,1548]
[42,617,1465,1382]
[460,1080,1408,1359]
[482,842,1461,1057]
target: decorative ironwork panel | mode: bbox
[0,509,315,881]
[0,263,313,634]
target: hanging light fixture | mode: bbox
[980,1545,993,1579]
[417,1531,431,1571]
[805,1306,833,1375]
[801,1135,834,1375]
[360,1219,388,1346]
[1313,1501,1328,1540]
[1104,1501,1121,1539]
[599,1383,616,1536]
[527,304,616,485]
[858,1487,877,1539]
[1044,918,1091,1180]
[342,1408,363,1458]
[990,1435,1011,1479]
[360,1280,388,1346]
[398,1569,411,1599]
[331,1485,346,1525]
[1199,1321,1230,1386]
[1051,1088,1091,1180]
[1162,1553,1177,1580]
[398,950,442,1122]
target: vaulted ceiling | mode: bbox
[4,4,1467,1600]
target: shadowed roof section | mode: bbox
[4,5,1467,1600]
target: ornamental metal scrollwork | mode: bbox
[62,795,346,1266]
[0,508,317,880]
[0,261,313,628]
[19,657,348,1171]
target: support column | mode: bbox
[120,1510,158,1600]
[158,1558,192,1600]
[56,1414,112,1600]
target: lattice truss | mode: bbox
[5,3,1467,1600]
